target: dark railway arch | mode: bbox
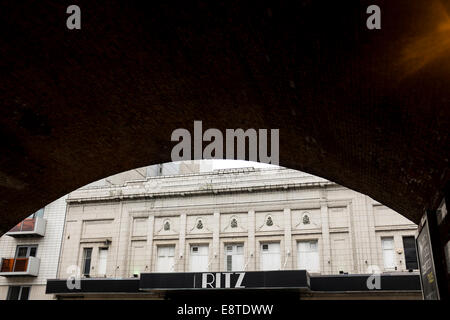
[0,0,449,239]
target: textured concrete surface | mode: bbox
[0,0,449,235]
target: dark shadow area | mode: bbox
[0,0,449,234]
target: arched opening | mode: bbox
[1,160,425,300]
[0,0,448,302]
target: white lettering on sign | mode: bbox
[201,272,246,288]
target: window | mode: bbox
[381,237,395,270]
[189,244,209,272]
[97,248,108,276]
[82,248,93,276]
[225,244,244,271]
[26,208,44,219]
[260,242,281,271]
[15,245,37,258]
[402,236,418,270]
[157,246,175,272]
[3,246,38,273]
[298,240,320,273]
[7,286,30,300]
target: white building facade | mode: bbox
[0,195,67,300]
[56,167,419,283]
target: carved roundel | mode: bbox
[196,219,203,229]
[163,220,171,231]
[302,214,310,225]
[266,215,273,226]
[230,217,238,228]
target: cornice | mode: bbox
[67,180,335,204]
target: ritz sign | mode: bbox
[138,270,308,290]
[201,272,246,288]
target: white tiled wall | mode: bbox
[0,195,67,299]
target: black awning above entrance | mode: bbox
[46,278,140,295]
[46,270,421,296]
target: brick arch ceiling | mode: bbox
[0,0,449,235]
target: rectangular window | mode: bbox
[382,237,395,270]
[15,245,37,258]
[157,245,175,272]
[226,255,232,271]
[97,247,108,276]
[402,236,418,270]
[82,248,93,276]
[298,240,320,273]
[260,242,281,271]
[225,244,244,272]
[11,245,38,272]
[28,208,44,219]
[7,286,30,300]
[29,247,37,257]
[189,244,209,272]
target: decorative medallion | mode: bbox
[302,215,310,225]
[230,218,238,228]
[196,220,203,229]
[164,221,170,231]
[266,216,273,226]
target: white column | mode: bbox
[212,211,220,271]
[283,208,293,269]
[178,213,187,272]
[320,202,332,274]
[145,215,154,273]
[366,196,379,270]
[350,193,373,273]
[59,218,83,278]
[247,209,256,271]
[347,201,359,273]
[114,202,130,278]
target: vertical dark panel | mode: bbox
[6,286,20,300]
[20,287,30,300]
[403,236,418,270]
[82,248,93,276]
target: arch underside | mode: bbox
[0,0,449,235]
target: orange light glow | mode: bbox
[401,0,450,76]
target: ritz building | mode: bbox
[47,164,421,299]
